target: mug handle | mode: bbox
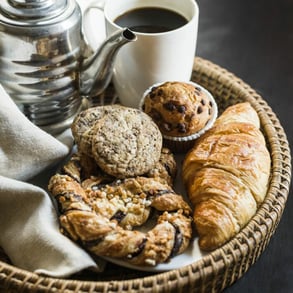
[78,0,106,53]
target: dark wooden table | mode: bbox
[195,0,293,292]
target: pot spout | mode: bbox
[79,28,137,98]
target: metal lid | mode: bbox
[0,0,68,24]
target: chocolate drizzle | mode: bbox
[146,188,173,199]
[82,237,104,248]
[110,210,126,223]
[169,224,183,259]
[127,238,147,259]
[55,192,84,213]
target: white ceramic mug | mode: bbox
[81,0,199,108]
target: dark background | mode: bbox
[195,0,292,292]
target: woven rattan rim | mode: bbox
[0,57,291,293]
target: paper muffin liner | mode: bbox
[139,81,218,153]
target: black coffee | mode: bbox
[114,7,188,33]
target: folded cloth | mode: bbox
[0,86,69,181]
[0,84,103,277]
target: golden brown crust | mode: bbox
[48,174,192,266]
[214,102,260,128]
[182,102,271,251]
[188,168,257,250]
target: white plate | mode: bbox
[102,238,205,272]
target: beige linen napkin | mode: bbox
[0,84,103,277]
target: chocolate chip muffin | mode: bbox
[141,81,218,152]
[142,81,212,137]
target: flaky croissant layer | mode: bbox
[182,102,271,251]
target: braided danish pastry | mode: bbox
[48,174,192,266]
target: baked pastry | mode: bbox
[52,104,192,266]
[48,174,192,266]
[62,148,177,190]
[144,147,177,186]
[142,81,212,136]
[90,106,162,178]
[214,101,260,127]
[71,105,163,178]
[71,104,122,155]
[61,152,113,187]
[141,81,217,152]
[182,102,271,251]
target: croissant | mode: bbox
[182,102,271,251]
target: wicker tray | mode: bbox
[0,57,291,293]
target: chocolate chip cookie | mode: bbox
[71,104,122,154]
[91,106,163,178]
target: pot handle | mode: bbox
[78,0,106,53]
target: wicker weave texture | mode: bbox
[0,57,291,293]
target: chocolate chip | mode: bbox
[177,123,187,133]
[201,99,206,106]
[110,210,126,223]
[197,106,203,114]
[195,86,202,92]
[163,102,176,111]
[177,105,186,114]
[157,89,163,95]
[164,163,172,176]
[149,92,156,99]
[150,109,162,121]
